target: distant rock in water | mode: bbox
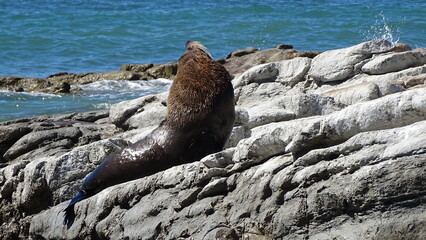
[1,40,426,239]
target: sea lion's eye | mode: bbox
[187,47,193,50]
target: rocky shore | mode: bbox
[1,40,426,239]
[0,44,301,94]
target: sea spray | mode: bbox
[363,11,404,44]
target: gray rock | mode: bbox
[276,57,312,86]
[124,92,168,130]
[0,124,32,162]
[362,49,426,74]
[321,82,380,105]
[3,127,82,161]
[197,177,228,199]
[308,40,394,82]
[233,62,279,88]
[109,94,164,130]
[233,57,311,88]
[314,64,426,98]
[2,41,426,240]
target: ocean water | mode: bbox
[1,0,425,122]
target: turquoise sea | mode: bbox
[1,0,425,122]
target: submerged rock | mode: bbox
[1,40,426,239]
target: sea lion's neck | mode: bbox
[166,49,232,129]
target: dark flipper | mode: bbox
[63,190,88,228]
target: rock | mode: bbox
[3,127,82,161]
[314,64,426,98]
[146,62,178,79]
[225,47,259,58]
[53,82,71,93]
[0,110,116,164]
[276,58,311,86]
[300,51,322,58]
[236,90,343,128]
[233,62,279,88]
[120,63,154,72]
[1,41,426,239]
[0,124,33,162]
[109,93,166,130]
[308,39,394,82]
[399,73,426,88]
[275,44,294,50]
[233,57,311,88]
[201,148,235,168]
[46,71,143,85]
[361,49,426,75]
[197,177,228,199]
[222,47,301,76]
[321,82,380,105]
[0,76,49,92]
[120,62,178,80]
[392,42,412,52]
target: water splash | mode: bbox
[363,12,403,44]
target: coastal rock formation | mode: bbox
[1,40,426,239]
[220,45,301,76]
[0,45,302,94]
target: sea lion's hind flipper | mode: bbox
[63,190,87,228]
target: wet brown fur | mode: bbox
[63,41,235,227]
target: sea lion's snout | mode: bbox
[185,41,196,51]
[186,41,193,48]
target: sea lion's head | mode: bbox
[184,41,213,59]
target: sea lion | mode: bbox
[63,41,235,228]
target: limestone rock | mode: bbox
[233,57,311,88]
[308,39,394,82]
[1,41,426,240]
[322,82,380,105]
[361,49,426,74]
[109,93,167,130]
[276,57,311,86]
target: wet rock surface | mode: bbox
[1,40,426,239]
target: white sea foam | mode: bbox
[0,89,61,98]
[92,102,114,109]
[73,78,172,96]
